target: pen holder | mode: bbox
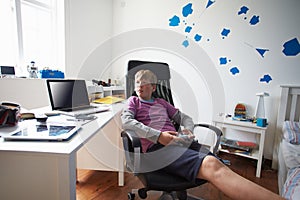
[256,118,267,127]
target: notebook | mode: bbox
[46,79,109,116]
[2,122,80,141]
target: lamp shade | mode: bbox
[255,92,269,118]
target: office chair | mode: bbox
[121,60,222,200]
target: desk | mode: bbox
[0,103,125,200]
[213,119,267,178]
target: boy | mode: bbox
[121,69,283,200]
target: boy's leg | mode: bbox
[197,155,283,200]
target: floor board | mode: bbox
[76,152,279,200]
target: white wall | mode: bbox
[65,0,300,159]
[64,0,113,79]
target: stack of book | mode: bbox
[220,138,258,155]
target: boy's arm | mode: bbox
[172,110,194,133]
[121,108,161,143]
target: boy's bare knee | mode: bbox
[198,155,226,180]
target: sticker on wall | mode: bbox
[168,2,298,84]
[168,2,208,48]
[237,6,260,26]
[260,74,272,83]
[238,6,249,18]
[230,67,240,75]
[169,15,180,26]
[206,0,216,9]
[182,3,193,17]
[194,34,202,42]
[221,28,231,39]
[244,42,269,58]
[282,37,300,56]
[219,57,239,76]
[219,57,230,65]
[249,15,260,25]
[185,24,194,33]
[182,39,189,48]
[255,48,269,58]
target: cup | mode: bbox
[256,118,267,127]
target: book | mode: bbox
[236,141,258,148]
[220,138,251,152]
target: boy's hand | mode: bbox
[158,131,177,145]
[158,130,195,145]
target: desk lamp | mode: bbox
[255,92,269,118]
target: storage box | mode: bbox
[40,70,64,79]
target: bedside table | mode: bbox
[213,119,267,178]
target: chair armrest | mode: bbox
[121,130,142,174]
[121,130,142,151]
[194,123,223,154]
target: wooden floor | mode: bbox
[76,152,279,200]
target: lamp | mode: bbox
[255,92,269,119]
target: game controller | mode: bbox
[176,132,194,145]
[177,132,190,140]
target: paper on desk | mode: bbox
[93,96,124,104]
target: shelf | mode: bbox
[219,148,259,160]
[103,86,125,99]
[213,119,267,178]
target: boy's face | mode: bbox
[135,78,156,100]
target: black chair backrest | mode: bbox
[126,60,179,130]
[127,60,174,106]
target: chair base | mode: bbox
[159,191,203,200]
[128,189,203,200]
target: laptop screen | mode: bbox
[46,79,90,111]
[0,66,15,75]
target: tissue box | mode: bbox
[40,70,64,78]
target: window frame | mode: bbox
[14,0,64,75]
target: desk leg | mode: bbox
[118,171,124,186]
[118,145,124,186]
[58,152,77,200]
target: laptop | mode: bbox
[2,122,81,141]
[46,79,109,116]
[0,66,15,77]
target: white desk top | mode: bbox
[0,103,125,154]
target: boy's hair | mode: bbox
[135,69,157,84]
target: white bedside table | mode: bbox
[213,119,267,178]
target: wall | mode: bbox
[65,0,300,159]
[64,0,113,79]
[110,0,300,159]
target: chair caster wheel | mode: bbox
[138,188,148,199]
[128,192,135,200]
[176,191,187,200]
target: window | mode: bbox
[0,0,64,76]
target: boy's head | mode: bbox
[135,69,157,85]
[134,69,157,100]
